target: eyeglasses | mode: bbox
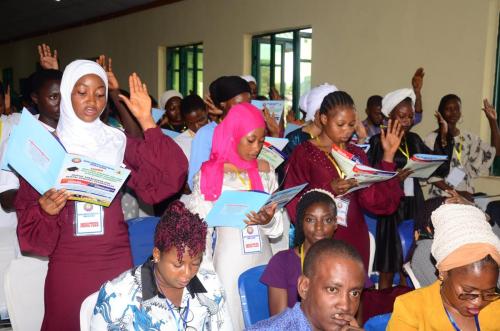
[457,291,500,302]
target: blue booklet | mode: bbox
[4,110,131,207]
[204,183,307,229]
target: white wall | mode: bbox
[0,0,499,186]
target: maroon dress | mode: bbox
[284,141,403,269]
[15,127,187,331]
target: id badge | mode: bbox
[74,202,104,236]
[335,197,350,227]
[404,178,415,197]
[446,167,466,187]
[241,225,262,254]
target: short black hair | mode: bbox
[319,91,355,116]
[294,190,337,247]
[30,69,62,94]
[303,239,364,277]
[438,94,461,116]
[366,95,382,108]
[180,94,206,118]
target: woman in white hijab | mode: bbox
[15,60,188,331]
[283,83,337,156]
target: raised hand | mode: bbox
[245,203,278,226]
[411,67,425,93]
[118,73,155,131]
[482,98,497,121]
[380,119,404,162]
[263,107,280,137]
[330,178,358,196]
[39,188,69,216]
[269,86,282,100]
[204,94,223,116]
[38,44,59,70]
[355,119,368,144]
[4,85,11,115]
[96,55,119,91]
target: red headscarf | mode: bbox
[200,103,266,201]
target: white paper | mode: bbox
[446,167,466,187]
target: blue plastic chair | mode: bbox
[364,313,392,331]
[127,217,160,266]
[238,265,270,328]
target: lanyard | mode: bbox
[398,139,410,160]
[454,141,463,165]
[235,169,251,190]
[325,153,345,179]
[166,297,190,331]
[315,137,345,179]
[0,120,3,141]
[300,244,305,271]
[444,307,480,331]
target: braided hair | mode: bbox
[154,201,207,262]
[293,189,337,247]
[319,91,356,116]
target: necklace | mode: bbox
[153,267,190,330]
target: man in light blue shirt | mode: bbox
[188,76,251,189]
[246,240,366,331]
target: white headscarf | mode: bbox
[431,204,500,271]
[301,83,338,121]
[56,60,126,167]
[159,90,183,110]
[381,88,416,117]
[240,75,257,84]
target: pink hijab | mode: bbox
[200,103,266,201]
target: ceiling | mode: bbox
[0,0,178,44]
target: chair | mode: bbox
[364,313,392,331]
[398,219,415,262]
[238,265,269,328]
[127,216,160,266]
[3,256,48,331]
[403,262,421,289]
[368,231,376,276]
[80,291,99,331]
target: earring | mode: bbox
[154,258,159,263]
[438,274,444,281]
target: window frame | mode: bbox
[251,28,312,115]
[166,42,203,97]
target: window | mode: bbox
[166,43,203,97]
[252,28,312,114]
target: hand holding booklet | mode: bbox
[204,183,307,229]
[3,110,130,207]
[331,144,397,185]
[257,137,289,168]
[251,100,285,122]
[402,154,447,179]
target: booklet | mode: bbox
[251,100,285,122]
[403,154,447,179]
[331,144,397,186]
[204,183,307,229]
[258,137,289,168]
[4,111,131,207]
